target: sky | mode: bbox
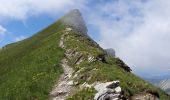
[0,0,170,78]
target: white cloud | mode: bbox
[87,0,170,75]
[14,35,26,42]
[0,25,7,36]
[1,0,170,76]
[0,0,86,20]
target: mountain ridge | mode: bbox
[60,9,88,36]
[0,9,169,100]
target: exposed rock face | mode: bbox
[88,55,96,62]
[158,79,170,95]
[115,58,132,72]
[94,81,124,100]
[131,93,159,100]
[65,49,84,65]
[53,10,165,99]
[50,28,75,100]
[61,9,88,36]
[105,48,116,58]
[50,59,74,100]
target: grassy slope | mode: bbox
[64,32,169,100]
[0,21,65,99]
[0,19,169,100]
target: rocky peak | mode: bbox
[61,9,88,35]
[105,48,116,57]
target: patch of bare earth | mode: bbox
[50,28,75,100]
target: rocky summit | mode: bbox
[0,9,169,100]
[61,9,88,36]
[105,48,116,58]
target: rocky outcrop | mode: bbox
[52,10,164,100]
[50,28,75,100]
[50,59,74,100]
[61,9,87,36]
[131,93,159,100]
[94,81,124,100]
[105,48,132,72]
[93,81,161,100]
[96,54,107,63]
[51,27,99,99]
[65,48,110,65]
[65,49,84,65]
[105,48,116,58]
[115,58,132,72]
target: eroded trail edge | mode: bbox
[50,28,74,100]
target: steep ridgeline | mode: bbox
[105,48,132,72]
[105,48,116,58]
[60,9,87,36]
[158,79,170,95]
[0,9,169,100]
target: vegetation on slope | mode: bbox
[0,21,65,99]
[0,19,169,100]
[63,31,169,100]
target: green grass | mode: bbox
[67,88,96,100]
[64,31,169,100]
[65,33,104,57]
[0,21,66,99]
[0,19,169,100]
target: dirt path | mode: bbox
[50,59,74,100]
[50,29,74,100]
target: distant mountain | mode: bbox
[158,79,170,95]
[145,77,167,84]
[105,48,116,57]
[144,74,170,95]
[0,9,169,100]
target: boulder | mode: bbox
[94,81,123,100]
